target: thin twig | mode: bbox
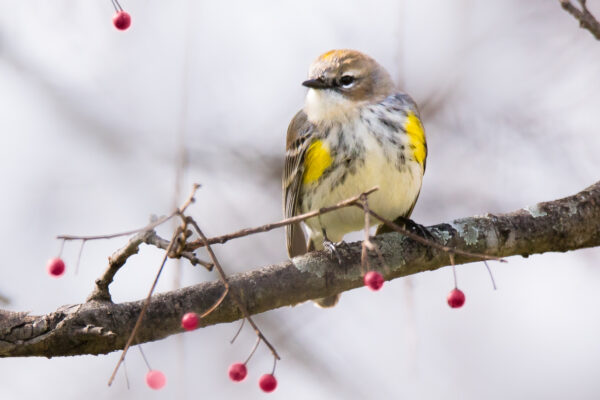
[244,337,261,364]
[138,345,152,370]
[450,253,458,288]
[113,0,123,12]
[107,227,181,386]
[74,240,85,275]
[359,194,391,273]
[110,0,120,13]
[186,187,379,251]
[87,230,155,302]
[271,356,277,375]
[123,358,130,390]
[199,287,229,319]
[560,0,600,40]
[57,184,200,242]
[230,319,246,344]
[186,217,281,361]
[184,185,496,268]
[144,232,213,270]
[87,230,211,302]
[81,185,203,302]
[361,206,506,263]
[360,194,373,274]
[107,185,201,384]
[483,260,497,290]
[57,214,174,241]
[58,239,65,257]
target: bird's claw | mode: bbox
[396,217,436,241]
[323,238,346,265]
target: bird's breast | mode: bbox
[300,112,424,241]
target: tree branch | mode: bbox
[560,0,600,40]
[1,181,599,358]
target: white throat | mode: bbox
[304,88,360,124]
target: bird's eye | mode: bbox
[339,75,355,87]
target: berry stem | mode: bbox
[111,0,123,12]
[450,253,458,288]
[123,358,130,390]
[58,239,65,258]
[230,318,246,344]
[244,337,261,365]
[108,227,182,386]
[483,260,497,290]
[270,356,277,375]
[187,218,281,361]
[138,346,152,371]
[75,240,85,276]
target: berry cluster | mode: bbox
[229,362,278,393]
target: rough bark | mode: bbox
[1,181,599,358]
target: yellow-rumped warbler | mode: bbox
[283,49,427,307]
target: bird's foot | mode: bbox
[323,238,349,265]
[395,216,436,241]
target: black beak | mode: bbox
[302,78,330,89]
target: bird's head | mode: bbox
[303,49,395,124]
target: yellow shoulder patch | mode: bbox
[405,112,427,167]
[303,140,333,184]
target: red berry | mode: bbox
[258,374,278,393]
[145,370,166,390]
[447,288,466,308]
[112,11,131,31]
[228,362,247,382]
[363,271,384,291]
[46,258,65,277]
[181,312,199,331]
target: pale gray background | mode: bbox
[1,0,599,399]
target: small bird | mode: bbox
[283,49,427,307]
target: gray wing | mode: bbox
[283,110,314,257]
